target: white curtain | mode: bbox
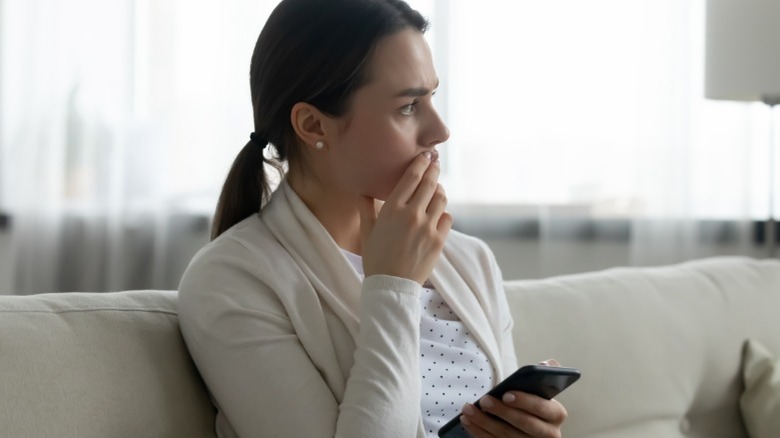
[0,0,772,292]
[434,0,772,277]
[0,0,274,292]
[2,0,136,293]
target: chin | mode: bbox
[360,184,393,202]
[367,190,391,202]
[359,172,405,201]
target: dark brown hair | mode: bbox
[211,0,428,239]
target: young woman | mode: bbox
[178,0,568,436]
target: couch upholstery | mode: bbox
[0,291,216,438]
[1,256,778,437]
[507,256,780,438]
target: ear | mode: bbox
[290,102,333,149]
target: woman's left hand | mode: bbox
[459,390,567,438]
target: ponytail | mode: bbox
[211,140,279,240]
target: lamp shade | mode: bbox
[705,0,780,103]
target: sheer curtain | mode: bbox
[433,0,770,277]
[0,0,770,292]
[1,0,137,293]
[0,0,273,293]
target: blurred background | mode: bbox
[1,0,777,294]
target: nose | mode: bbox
[425,107,450,148]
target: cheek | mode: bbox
[341,124,416,199]
[357,145,410,199]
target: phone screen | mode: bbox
[437,365,581,437]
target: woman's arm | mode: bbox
[178,242,423,438]
[336,275,422,436]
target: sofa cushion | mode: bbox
[504,257,780,438]
[740,339,780,438]
[0,290,216,438]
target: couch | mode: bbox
[1,256,778,437]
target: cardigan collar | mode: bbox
[261,179,503,377]
[262,180,364,340]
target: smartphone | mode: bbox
[437,365,581,437]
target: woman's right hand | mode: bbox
[358,151,452,285]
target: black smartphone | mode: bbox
[437,365,581,438]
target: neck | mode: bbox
[287,172,363,254]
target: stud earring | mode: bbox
[315,141,325,150]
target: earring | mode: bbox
[315,141,325,150]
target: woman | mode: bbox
[178,0,568,436]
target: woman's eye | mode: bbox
[400,103,417,116]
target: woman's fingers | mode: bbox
[385,152,434,207]
[460,392,567,438]
[425,183,447,217]
[500,392,568,426]
[460,402,531,437]
[408,158,440,209]
[470,392,566,438]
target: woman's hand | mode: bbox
[358,150,451,285]
[460,392,567,438]
[460,360,569,438]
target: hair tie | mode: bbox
[249,132,268,149]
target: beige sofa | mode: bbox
[1,256,778,437]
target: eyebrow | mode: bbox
[395,80,440,98]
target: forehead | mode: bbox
[363,29,437,92]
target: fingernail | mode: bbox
[431,149,440,162]
[463,403,475,416]
[480,396,494,409]
[460,415,471,426]
[502,392,516,403]
[423,151,432,160]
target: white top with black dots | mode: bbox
[341,250,494,437]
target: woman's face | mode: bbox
[322,28,450,200]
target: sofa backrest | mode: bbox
[3,257,778,438]
[0,290,217,438]
[504,256,780,438]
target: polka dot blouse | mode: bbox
[342,250,494,437]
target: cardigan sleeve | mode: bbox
[337,275,422,436]
[178,238,423,438]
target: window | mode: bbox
[417,0,773,221]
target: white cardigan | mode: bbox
[178,180,518,438]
